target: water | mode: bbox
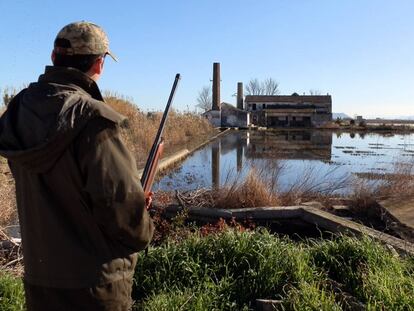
[154,130,414,194]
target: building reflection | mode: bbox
[211,131,332,189]
[210,130,333,186]
[245,130,332,160]
[211,140,220,189]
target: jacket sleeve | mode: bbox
[74,117,154,252]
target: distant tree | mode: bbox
[309,89,322,95]
[245,78,280,95]
[196,86,212,112]
[291,92,300,96]
[263,78,280,95]
[245,78,263,95]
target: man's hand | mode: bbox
[145,191,153,210]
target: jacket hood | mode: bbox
[0,66,126,173]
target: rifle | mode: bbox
[141,73,181,199]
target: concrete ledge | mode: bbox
[302,207,414,255]
[137,149,189,178]
[191,128,231,152]
[166,205,414,256]
[378,196,414,230]
[138,129,231,178]
[229,206,304,220]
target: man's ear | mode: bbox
[91,57,104,75]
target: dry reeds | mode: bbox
[350,160,414,203]
[104,94,215,168]
[187,161,350,210]
[0,159,16,227]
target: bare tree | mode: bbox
[196,86,212,112]
[309,89,322,95]
[245,78,280,95]
[245,78,263,95]
[263,78,280,95]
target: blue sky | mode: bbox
[0,0,413,117]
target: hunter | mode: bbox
[0,22,154,310]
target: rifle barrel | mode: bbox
[141,74,181,187]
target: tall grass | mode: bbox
[104,94,215,167]
[0,273,25,311]
[134,229,414,310]
[193,160,350,209]
[310,235,414,309]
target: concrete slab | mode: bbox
[167,205,414,255]
[379,196,414,230]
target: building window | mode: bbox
[252,103,256,111]
[263,104,266,109]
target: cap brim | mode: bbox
[107,51,118,62]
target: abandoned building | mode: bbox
[245,94,332,127]
[202,62,332,128]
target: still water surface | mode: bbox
[155,130,414,194]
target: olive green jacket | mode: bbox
[0,66,154,288]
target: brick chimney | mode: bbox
[237,82,244,110]
[212,62,221,110]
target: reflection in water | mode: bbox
[246,131,332,160]
[211,141,220,189]
[237,145,243,172]
[155,130,414,193]
[208,130,332,188]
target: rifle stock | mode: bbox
[140,74,180,197]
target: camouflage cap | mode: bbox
[54,21,117,61]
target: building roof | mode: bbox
[245,95,332,104]
[202,102,248,114]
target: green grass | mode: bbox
[309,236,414,310]
[134,230,414,310]
[0,273,25,311]
[1,230,413,310]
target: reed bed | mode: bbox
[183,160,351,210]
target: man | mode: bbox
[0,22,154,310]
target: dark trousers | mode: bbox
[24,278,133,311]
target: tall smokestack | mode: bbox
[212,62,221,110]
[237,82,244,110]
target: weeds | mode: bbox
[309,235,414,309]
[0,273,24,311]
[134,229,414,310]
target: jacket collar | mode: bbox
[38,66,104,101]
